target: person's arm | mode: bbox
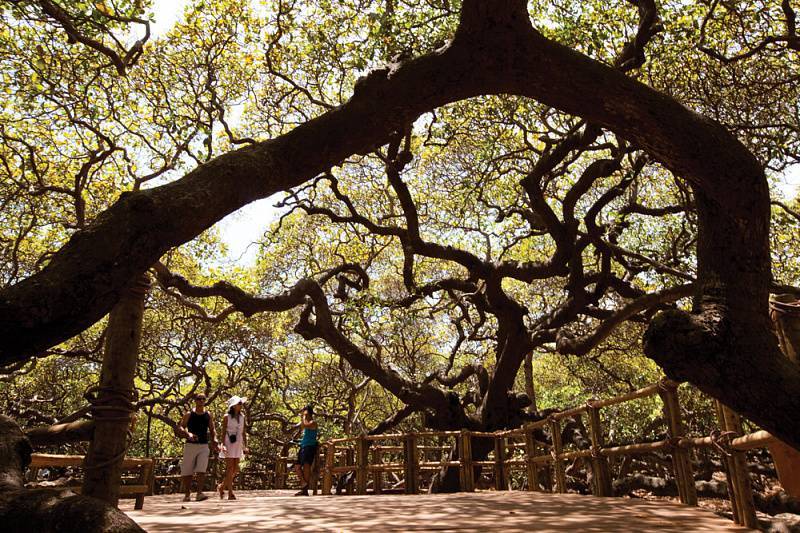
[242,416,248,453]
[221,415,228,447]
[290,424,302,441]
[179,412,194,441]
[301,412,318,430]
[208,413,218,452]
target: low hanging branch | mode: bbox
[154,261,462,424]
[557,283,696,356]
[0,415,143,532]
[368,404,419,435]
[25,419,95,447]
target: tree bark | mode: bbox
[81,275,149,507]
[0,415,142,533]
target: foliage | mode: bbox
[1,0,799,460]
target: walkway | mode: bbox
[121,490,750,532]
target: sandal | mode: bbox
[228,493,237,500]
[217,483,224,499]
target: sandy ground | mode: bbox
[121,489,753,532]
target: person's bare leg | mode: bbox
[181,475,192,501]
[303,464,312,489]
[233,458,240,493]
[217,463,225,498]
[293,461,310,496]
[227,458,237,499]
[195,473,207,500]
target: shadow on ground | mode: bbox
[122,489,751,532]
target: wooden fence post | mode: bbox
[356,435,368,494]
[717,402,758,529]
[549,418,567,493]
[148,458,157,496]
[493,436,508,490]
[524,424,540,492]
[659,381,697,506]
[323,443,335,495]
[459,430,474,492]
[403,433,419,494]
[587,401,612,497]
[372,444,383,494]
[345,447,355,494]
[716,402,740,522]
[275,457,286,489]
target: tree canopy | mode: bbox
[1,0,800,460]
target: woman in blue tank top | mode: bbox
[294,404,318,496]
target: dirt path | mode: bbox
[122,490,752,532]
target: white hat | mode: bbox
[226,395,247,409]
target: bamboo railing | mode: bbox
[267,379,786,530]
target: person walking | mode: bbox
[178,393,218,502]
[293,404,318,496]
[217,395,248,500]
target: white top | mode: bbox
[226,413,243,437]
[220,413,245,459]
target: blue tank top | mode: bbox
[300,427,318,447]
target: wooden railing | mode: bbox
[268,379,786,530]
[133,379,783,529]
[151,456,285,493]
[29,453,155,510]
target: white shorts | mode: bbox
[181,443,210,476]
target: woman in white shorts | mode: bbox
[217,395,247,500]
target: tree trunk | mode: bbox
[430,434,497,494]
[0,415,143,533]
[81,275,149,507]
[523,352,537,413]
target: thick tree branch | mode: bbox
[0,0,793,448]
[25,419,95,447]
[556,283,695,356]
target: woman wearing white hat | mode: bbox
[217,395,247,500]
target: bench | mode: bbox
[29,453,155,510]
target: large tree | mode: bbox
[1,0,799,455]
